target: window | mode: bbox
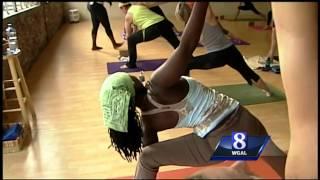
[3,2,40,18]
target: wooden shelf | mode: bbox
[2,47,36,154]
[3,108,22,113]
[3,79,21,83]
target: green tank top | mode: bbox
[128,5,164,30]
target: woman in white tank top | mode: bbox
[99,3,286,179]
[176,2,271,97]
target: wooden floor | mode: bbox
[3,18,289,179]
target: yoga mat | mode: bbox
[245,56,280,70]
[114,159,281,179]
[231,38,250,45]
[107,59,165,74]
[211,83,286,105]
[249,24,272,31]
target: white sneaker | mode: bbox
[262,89,271,97]
[119,56,129,62]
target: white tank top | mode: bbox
[142,77,239,138]
[200,23,233,53]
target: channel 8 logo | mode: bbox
[210,132,270,161]
[232,132,247,150]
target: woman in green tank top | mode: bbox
[118,3,180,69]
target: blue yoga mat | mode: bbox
[107,59,166,74]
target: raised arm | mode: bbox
[150,2,208,88]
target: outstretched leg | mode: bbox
[123,23,163,69]
[158,21,180,48]
[247,2,267,20]
[225,46,271,96]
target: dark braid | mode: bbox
[108,98,143,162]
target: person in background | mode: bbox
[235,1,266,21]
[118,2,180,69]
[87,1,123,50]
[177,2,236,40]
[176,2,271,96]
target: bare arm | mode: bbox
[272,2,317,179]
[124,14,133,40]
[132,24,138,33]
[151,2,209,88]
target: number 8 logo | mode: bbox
[232,132,247,150]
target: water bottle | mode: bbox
[5,23,18,53]
[265,58,272,69]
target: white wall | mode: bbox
[63,2,271,21]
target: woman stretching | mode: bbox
[87,1,123,50]
[100,2,285,179]
[177,2,271,96]
[118,3,180,69]
[235,1,266,20]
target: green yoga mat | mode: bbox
[211,84,286,105]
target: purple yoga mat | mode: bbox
[107,59,166,74]
[231,38,250,45]
[249,24,272,31]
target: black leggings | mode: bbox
[238,2,262,15]
[126,20,180,68]
[187,45,260,85]
[149,6,174,29]
[87,3,114,42]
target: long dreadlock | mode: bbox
[108,98,143,162]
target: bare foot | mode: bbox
[253,79,272,97]
[92,46,103,51]
[113,42,124,49]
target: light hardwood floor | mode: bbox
[3,18,289,179]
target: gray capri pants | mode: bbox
[134,106,274,179]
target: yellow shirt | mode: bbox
[128,5,164,30]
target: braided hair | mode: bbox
[108,98,143,162]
